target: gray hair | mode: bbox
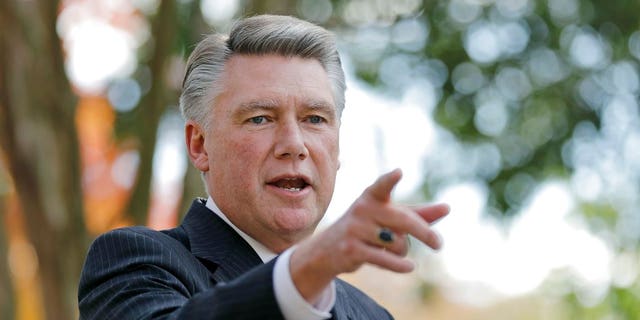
[179,15,346,128]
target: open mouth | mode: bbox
[268,177,310,192]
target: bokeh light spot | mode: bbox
[107,78,142,112]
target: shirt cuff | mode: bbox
[274,247,335,320]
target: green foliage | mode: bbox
[327,0,640,316]
[579,201,618,231]
[565,284,640,319]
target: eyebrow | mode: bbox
[300,99,339,123]
[237,99,280,113]
[236,98,336,115]
[305,99,335,113]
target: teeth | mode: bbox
[273,177,306,191]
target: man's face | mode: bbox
[199,54,340,251]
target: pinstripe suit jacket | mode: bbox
[78,198,393,319]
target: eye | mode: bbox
[249,116,267,124]
[308,115,325,124]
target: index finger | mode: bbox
[365,169,402,202]
[411,203,450,224]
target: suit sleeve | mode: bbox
[78,227,284,320]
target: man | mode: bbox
[78,14,449,319]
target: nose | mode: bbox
[274,120,308,160]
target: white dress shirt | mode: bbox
[205,197,335,320]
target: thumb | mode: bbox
[365,169,402,202]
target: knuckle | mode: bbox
[351,199,370,218]
[338,238,357,256]
[345,223,360,238]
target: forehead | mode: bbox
[217,54,335,108]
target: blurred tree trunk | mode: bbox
[124,0,179,225]
[0,196,14,320]
[0,154,13,320]
[0,1,86,319]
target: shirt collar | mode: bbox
[205,196,277,263]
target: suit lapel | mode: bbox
[181,199,263,282]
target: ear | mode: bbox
[185,120,209,172]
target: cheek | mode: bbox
[227,137,269,181]
[232,137,266,164]
[210,135,255,175]
[321,134,340,167]
[313,135,340,186]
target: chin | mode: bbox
[273,209,322,236]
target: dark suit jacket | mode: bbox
[78,198,394,319]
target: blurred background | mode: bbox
[1,0,639,319]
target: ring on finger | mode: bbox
[378,227,394,243]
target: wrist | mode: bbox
[290,241,336,303]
